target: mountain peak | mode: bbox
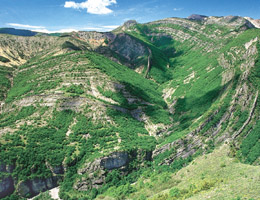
[123,20,138,28]
[187,14,208,20]
[244,17,260,28]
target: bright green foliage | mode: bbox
[0,66,13,100]
[106,183,137,200]
[65,84,84,96]
[34,191,53,200]
[239,121,260,164]
[51,109,75,131]
[84,51,171,124]
[249,42,260,89]
[1,194,23,200]
[16,106,36,120]
[169,187,181,198]
[168,51,223,128]
[6,59,62,103]
[97,86,128,106]
[126,26,172,83]
[0,56,10,63]
[145,105,171,125]
[222,29,260,52]
[0,106,36,127]
[62,41,81,51]
[85,51,166,107]
[127,145,260,200]
[0,110,74,181]
[106,108,156,151]
[233,110,249,131]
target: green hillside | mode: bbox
[0,15,259,200]
[126,144,260,200]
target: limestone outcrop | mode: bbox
[75,151,151,191]
[17,177,58,198]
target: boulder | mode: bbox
[0,163,5,172]
[17,181,31,198]
[0,161,14,173]
[52,165,64,175]
[0,176,15,198]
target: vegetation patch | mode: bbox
[0,56,10,63]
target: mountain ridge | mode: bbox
[1,14,259,38]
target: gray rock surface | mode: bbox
[100,152,129,170]
[110,33,147,62]
[0,163,5,173]
[0,162,14,173]
[18,177,58,198]
[123,20,138,28]
[76,152,129,190]
[188,14,208,20]
[52,165,64,175]
[0,176,15,198]
[75,150,152,191]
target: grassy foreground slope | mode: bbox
[128,144,260,200]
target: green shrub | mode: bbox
[0,56,10,63]
[62,41,81,51]
[169,187,180,197]
[65,84,84,96]
[239,121,260,164]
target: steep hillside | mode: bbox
[0,28,38,37]
[0,15,259,200]
[124,144,260,200]
[0,34,89,67]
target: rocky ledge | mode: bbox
[75,150,151,191]
[17,177,58,198]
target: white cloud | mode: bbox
[36,28,79,33]
[6,23,45,29]
[64,1,78,9]
[82,27,103,30]
[173,8,183,11]
[64,0,117,15]
[102,25,119,29]
[6,23,79,33]
[6,22,119,33]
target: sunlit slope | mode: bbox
[124,144,260,200]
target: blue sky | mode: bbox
[1,0,260,32]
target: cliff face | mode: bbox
[75,150,152,191]
[0,162,15,198]
[0,176,15,198]
[17,177,58,198]
[0,15,259,199]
